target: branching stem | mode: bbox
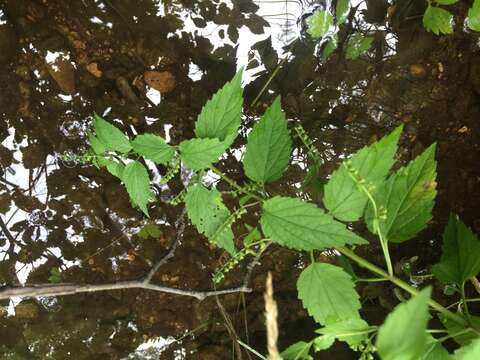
[336,246,473,330]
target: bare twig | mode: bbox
[143,207,186,283]
[0,281,251,301]
[0,207,253,301]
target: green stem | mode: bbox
[343,163,393,276]
[438,328,474,343]
[210,166,262,202]
[461,282,471,323]
[356,278,389,283]
[310,251,315,264]
[336,246,469,328]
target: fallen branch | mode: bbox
[0,281,251,301]
[0,208,252,301]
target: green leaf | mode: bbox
[184,184,236,255]
[423,6,454,35]
[297,263,362,325]
[122,161,151,216]
[281,341,313,360]
[345,33,374,60]
[321,35,338,62]
[307,9,333,39]
[243,97,292,184]
[312,335,335,352]
[436,0,459,5]
[243,224,261,247]
[194,70,243,143]
[336,0,350,25]
[454,338,480,359]
[131,134,175,164]
[366,144,437,242]
[97,157,124,179]
[376,287,431,360]
[440,314,480,346]
[261,196,367,251]
[93,113,132,153]
[432,215,480,286]
[316,318,369,348]
[138,223,162,239]
[323,126,402,222]
[338,255,357,281]
[467,0,480,32]
[88,132,106,155]
[420,335,452,360]
[48,268,62,283]
[179,137,227,171]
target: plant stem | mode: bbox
[356,278,389,283]
[310,251,315,264]
[336,246,469,328]
[342,163,393,276]
[438,328,474,343]
[210,166,262,202]
[461,282,471,323]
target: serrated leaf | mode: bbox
[316,318,369,348]
[338,255,357,281]
[440,314,480,346]
[97,156,124,179]
[307,9,333,39]
[48,268,62,283]
[366,144,437,242]
[420,335,452,360]
[432,215,480,286]
[281,341,313,360]
[179,137,228,171]
[321,35,338,62]
[324,126,402,222]
[261,196,367,251]
[423,6,454,35]
[194,70,243,144]
[243,97,292,184]
[454,338,480,359]
[467,0,480,32]
[312,335,335,352]
[376,287,431,360]
[184,184,235,255]
[131,134,175,164]
[93,113,132,153]
[123,161,151,216]
[297,263,362,325]
[88,132,106,155]
[138,223,162,239]
[243,224,261,247]
[336,0,350,25]
[345,33,374,60]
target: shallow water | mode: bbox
[1,0,480,359]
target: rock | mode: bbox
[47,56,76,94]
[409,64,427,79]
[0,25,18,65]
[86,62,102,78]
[143,70,176,93]
[15,300,41,319]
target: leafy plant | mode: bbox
[305,0,480,62]
[86,70,480,359]
[305,1,373,61]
